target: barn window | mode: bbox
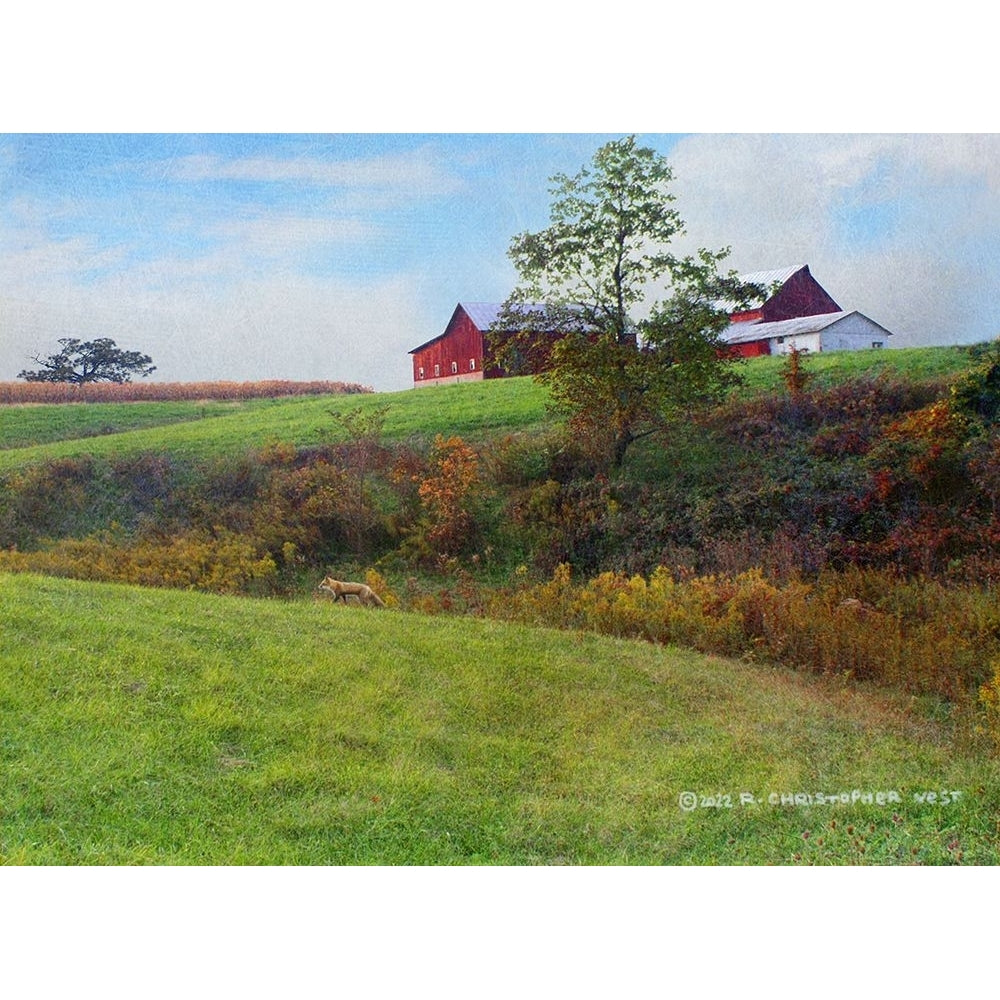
[418,366,425,379]
[872,341,884,349]
[470,358,476,371]
[451,361,458,375]
[434,364,440,377]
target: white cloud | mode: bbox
[0,172,434,389]
[2,197,382,302]
[160,145,463,198]
[195,212,381,279]
[1,271,428,390]
[666,133,1000,346]
[4,134,998,394]
[206,214,374,249]
[0,234,129,287]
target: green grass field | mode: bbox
[0,377,553,471]
[0,398,275,451]
[0,345,977,473]
[733,343,976,393]
[2,572,995,864]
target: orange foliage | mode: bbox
[880,399,969,487]
[414,435,482,557]
[979,661,1000,751]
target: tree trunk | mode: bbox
[611,425,633,469]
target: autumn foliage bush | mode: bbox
[979,662,1000,750]
[0,457,98,545]
[0,427,494,595]
[7,346,1000,715]
[397,435,485,566]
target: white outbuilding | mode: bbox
[723,309,893,356]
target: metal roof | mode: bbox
[462,301,554,329]
[722,310,892,345]
[461,302,503,329]
[713,264,807,312]
[408,301,551,354]
[734,264,808,290]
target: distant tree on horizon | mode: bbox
[18,337,156,384]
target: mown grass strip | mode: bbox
[1,573,995,864]
[0,377,553,471]
[0,399,273,450]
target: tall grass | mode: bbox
[0,379,371,404]
[487,564,1000,700]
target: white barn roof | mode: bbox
[460,302,505,329]
[722,310,893,346]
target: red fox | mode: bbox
[317,576,387,608]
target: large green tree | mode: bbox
[492,135,762,468]
[19,337,156,384]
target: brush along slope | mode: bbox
[1,573,995,864]
[0,346,976,472]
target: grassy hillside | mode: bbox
[0,376,552,471]
[0,345,977,472]
[0,398,266,450]
[735,343,976,393]
[1,573,995,864]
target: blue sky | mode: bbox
[2,133,999,391]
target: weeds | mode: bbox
[4,348,1000,711]
[487,564,998,700]
[0,530,277,594]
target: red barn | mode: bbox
[727,337,773,359]
[720,264,891,357]
[727,264,842,326]
[409,302,556,388]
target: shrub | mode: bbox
[401,436,485,566]
[951,344,1000,423]
[487,564,999,699]
[364,567,398,608]
[979,660,1000,752]
[0,457,99,546]
[780,346,814,399]
[250,461,354,558]
[109,452,177,514]
[483,432,557,487]
[0,529,277,594]
[878,399,970,493]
